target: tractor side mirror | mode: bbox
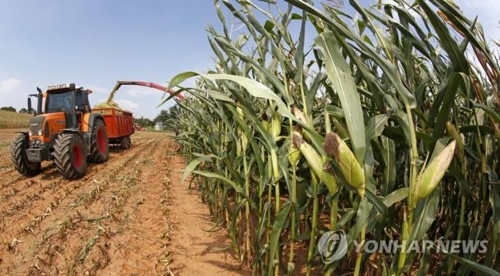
[27,97,37,115]
[27,98,32,112]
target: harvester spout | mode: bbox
[106,81,184,104]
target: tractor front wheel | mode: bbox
[11,134,41,177]
[88,120,109,163]
[54,133,88,179]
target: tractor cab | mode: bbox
[26,83,93,143]
[44,84,92,113]
[45,84,93,128]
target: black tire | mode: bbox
[10,134,41,177]
[54,133,88,179]
[88,120,109,163]
[120,136,131,150]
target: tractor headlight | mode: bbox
[38,129,43,136]
[28,130,33,136]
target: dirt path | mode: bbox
[165,148,249,276]
[0,130,247,275]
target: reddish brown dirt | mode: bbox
[0,129,247,275]
[166,152,249,276]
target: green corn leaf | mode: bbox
[411,186,440,241]
[418,0,468,72]
[202,74,295,119]
[315,32,366,162]
[285,0,416,108]
[325,105,345,119]
[268,202,292,275]
[380,137,397,196]
[353,196,370,238]
[366,114,389,141]
[382,187,409,208]
[442,252,500,276]
[192,170,244,194]
[182,154,219,183]
[167,71,200,89]
[431,73,468,139]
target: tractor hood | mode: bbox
[28,116,45,137]
[28,113,67,142]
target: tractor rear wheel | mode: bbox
[10,134,41,177]
[88,120,109,163]
[120,136,131,150]
[54,133,88,179]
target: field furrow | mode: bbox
[0,137,157,223]
[0,129,242,276]
[0,130,172,275]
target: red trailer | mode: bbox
[93,107,134,149]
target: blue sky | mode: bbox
[0,0,220,119]
[1,0,498,119]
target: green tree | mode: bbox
[1,106,16,112]
[154,110,171,125]
[134,116,154,128]
[154,107,182,130]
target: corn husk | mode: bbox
[445,121,464,162]
[236,106,248,154]
[261,112,271,134]
[415,140,457,201]
[292,105,308,126]
[288,145,301,169]
[270,111,281,139]
[324,132,365,197]
[293,131,337,194]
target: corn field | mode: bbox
[0,110,32,129]
[165,0,500,275]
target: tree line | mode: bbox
[0,106,33,113]
[133,105,181,129]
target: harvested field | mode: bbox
[0,129,246,275]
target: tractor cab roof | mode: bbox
[46,83,75,92]
[46,83,92,94]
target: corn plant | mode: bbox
[165,0,500,275]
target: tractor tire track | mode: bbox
[0,136,151,201]
[45,140,162,275]
[0,134,161,275]
[1,129,247,276]
[1,134,167,275]
[0,137,155,217]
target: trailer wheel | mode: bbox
[120,136,131,150]
[54,133,88,179]
[88,120,109,163]
[11,134,41,177]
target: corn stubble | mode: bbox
[166,0,500,275]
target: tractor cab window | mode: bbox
[75,91,87,112]
[46,91,73,113]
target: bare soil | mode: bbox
[0,129,247,275]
